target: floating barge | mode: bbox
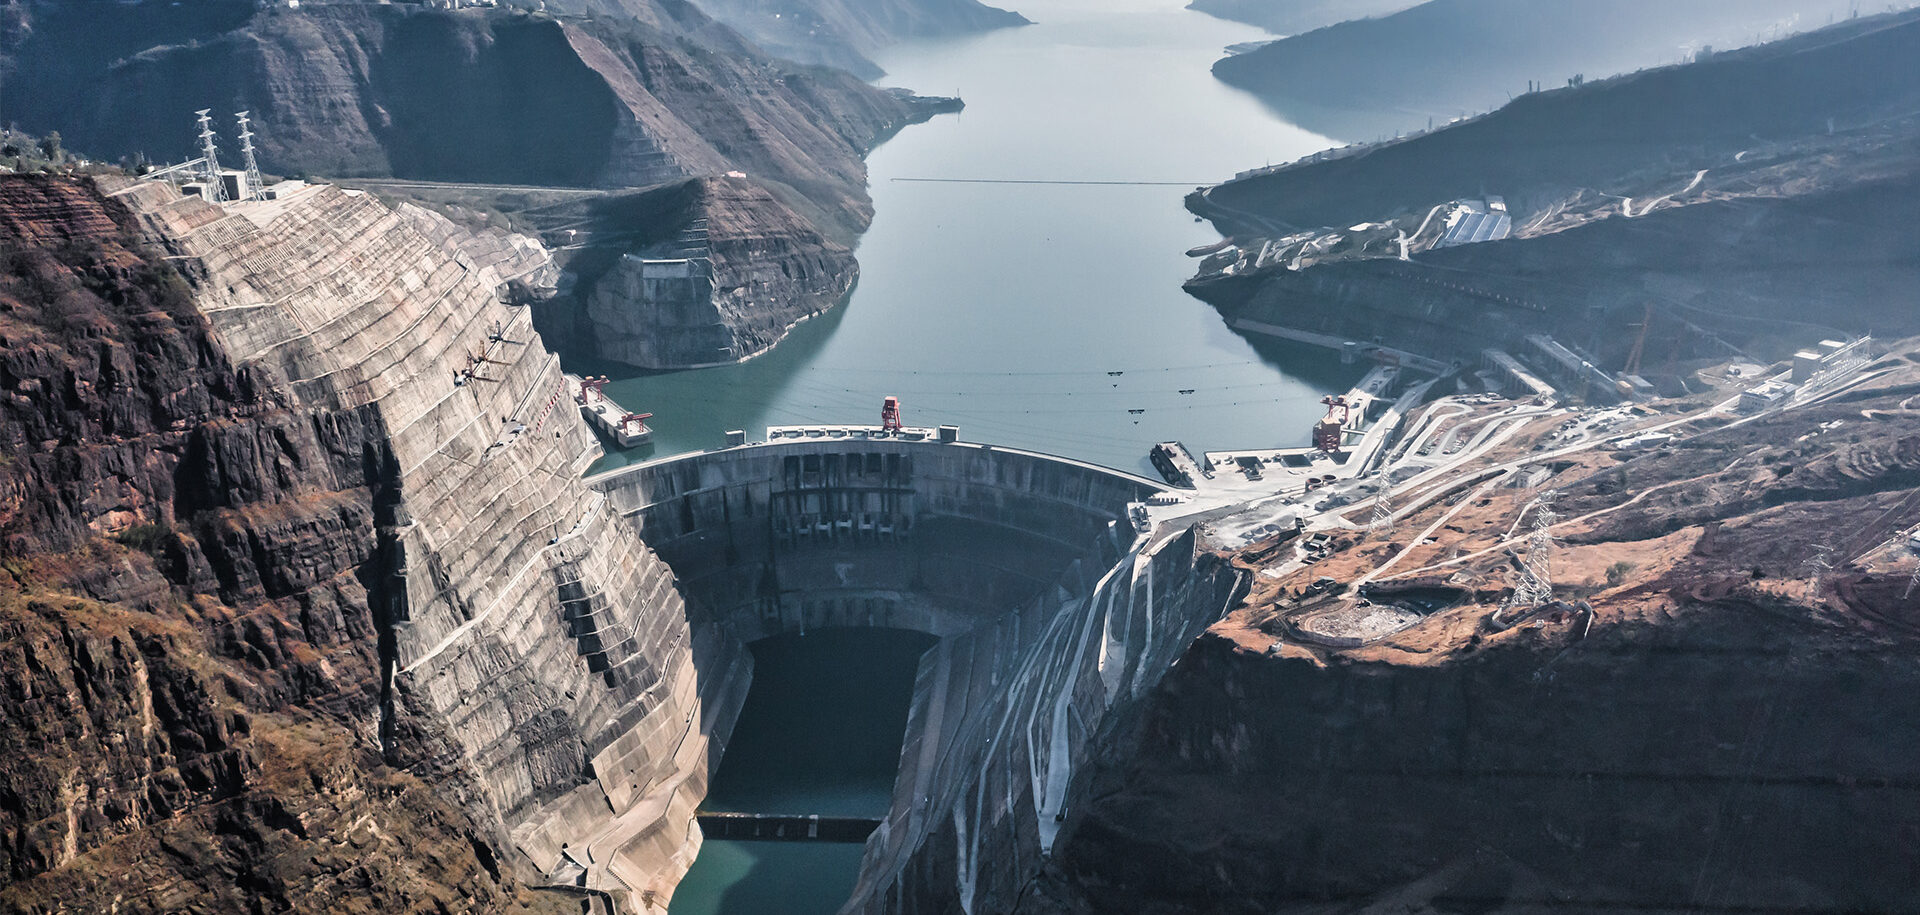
[568,374,652,447]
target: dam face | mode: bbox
[594,439,1155,638]
[590,437,1246,912]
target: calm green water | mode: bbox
[670,630,935,915]
[704,629,936,817]
[591,0,1358,478]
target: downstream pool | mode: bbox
[669,629,936,915]
[594,0,1355,478]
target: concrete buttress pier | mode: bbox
[589,437,1246,913]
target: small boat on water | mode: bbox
[568,374,653,447]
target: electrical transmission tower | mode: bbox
[1805,543,1835,599]
[1366,485,1395,537]
[234,111,264,201]
[194,109,227,202]
[1509,490,1560,609]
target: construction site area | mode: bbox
[1157,330,1920,660]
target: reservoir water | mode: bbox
[663,2,1351,910]
[599,0,1357,478]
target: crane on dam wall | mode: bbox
[882,396,904,433]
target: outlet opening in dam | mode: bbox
[671,629,937,915]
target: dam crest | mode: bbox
[588,431,1243,912]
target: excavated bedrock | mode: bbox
[1027,606,1920,913]
[579,177,859,369]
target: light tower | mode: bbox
[234,111,264,201]
[1508,490,1559,609]
[194,109,227,202]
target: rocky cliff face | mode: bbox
[0,175,571,914]
[1189,9,1920,369]
[0,174,728,913]
[5,3,910,212]
[581,176,856,368]
[1034,609,1920,913]
[1024,360,1920,914]
[684,0,1029,79]
[2,0,955,370]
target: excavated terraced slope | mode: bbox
[1020,360,1920,915]
[0,174,737,914]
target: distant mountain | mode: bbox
[1187,0,1421,37]
[0,0,966,371]
[683,0,1030,78]
[1186,8,1920,373]
[0,1,918,233]
[1211,0,1895,141]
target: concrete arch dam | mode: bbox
[588,437,1246,913]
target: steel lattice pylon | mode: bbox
[194,109,227,202]
[1508,490,1559,609]
[1366,485,1395,537]
[1805,543,1835,599]
[235,111,265,201]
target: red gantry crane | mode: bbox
[881,396,904,433]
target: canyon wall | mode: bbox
[684,0,1029,79]
[1029,602,1920,913]
[582,177,859,369]
[2,0,953,370]
[0,176,584,913]
[100,177,723,913]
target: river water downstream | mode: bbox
[662,2,1350,911]
[601,0,1355,478]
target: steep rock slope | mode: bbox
[1187,0,1420,37]
[685,0,1029,79]
[1024,355,1920,915]
[0,176,572,914]
[0,174,734,913]
[582,176,857,367]
[5,4,914,221]
[2,1,953,369]
[1211,0,1882,140]
[1188,10,1920,368]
